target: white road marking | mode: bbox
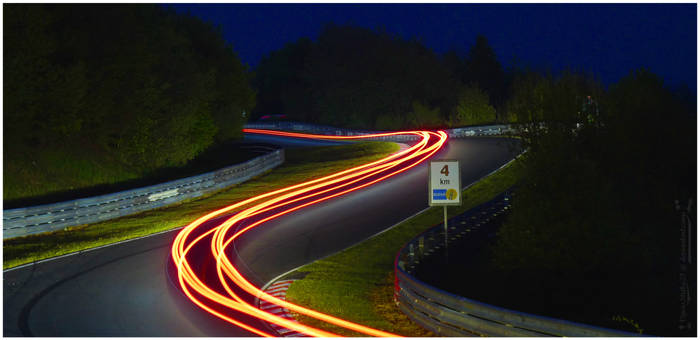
[259,279,309,337]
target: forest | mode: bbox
[4,4,254,201]
[492,69,695,335]
[253,24,505,129]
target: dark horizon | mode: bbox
[170,3,697,90]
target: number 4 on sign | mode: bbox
[440,165,449,176]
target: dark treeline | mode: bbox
[5,4,254,171]
[4,4,254,201]
[492,69,696,335]
[253,24,505,129]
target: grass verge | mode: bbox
[3,140,261,208]
[3,142,399,270]
[284,157,524,336]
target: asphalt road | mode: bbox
[3,135,520,337]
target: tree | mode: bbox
[492,69,695,332]
[253,38,314,121]
[374,114,401,130]
[452,84,496,126]
[505,70,548,124]
[4,4,254,174]
[406,101,443,129]
[465,35,505,107]
[443,49,468,85]
[253,24,458,130]
[4,5,89,149]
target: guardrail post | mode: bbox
[443,206,448,261]
[419,236,424,257]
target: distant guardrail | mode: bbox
[3,148,284,239]
[446,124,515,138]
[245,121,516,140]
[393,192,640,337]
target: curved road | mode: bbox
[3,135,520,336]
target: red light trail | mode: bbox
[171,129,448,337]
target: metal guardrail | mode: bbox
[246,121,516,140]
[3,148,284,239]
[446,124,515,138]
[394,192,640,337]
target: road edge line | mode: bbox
[3,226,185,273]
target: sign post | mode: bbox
[429,160,462,259]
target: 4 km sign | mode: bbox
[429,160,462,206]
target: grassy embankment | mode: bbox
[284,158,523,336]
[3,141,263,208]
[3,142,399,269]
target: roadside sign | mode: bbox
[428,160,462,206]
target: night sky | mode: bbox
[170,3,696,90]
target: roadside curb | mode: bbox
[257,279,308,337]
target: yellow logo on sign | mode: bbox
[446,189,458,200]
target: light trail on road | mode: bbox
[171,129,447,337]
